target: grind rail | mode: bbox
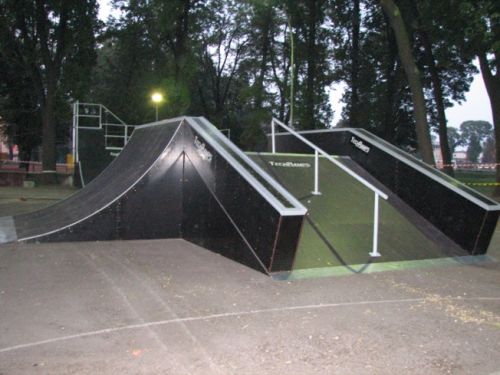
[271,118,389,257]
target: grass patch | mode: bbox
[454,170,498,200]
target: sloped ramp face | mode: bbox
[12,119,186,242]
[272,128,500,255]
[0,117,306,275]
[249,152,467,270]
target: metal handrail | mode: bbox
[271,117,387,257]
[190,117,307,217]
[272,118,388,200]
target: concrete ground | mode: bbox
[0,187,499,374]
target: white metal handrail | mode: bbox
[187,117,307,217]
[271,117,388,257]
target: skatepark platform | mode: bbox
[1,116,499,276]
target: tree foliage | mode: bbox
[0,0,498,184]
[0,0,99,179]
[459,120,494,163]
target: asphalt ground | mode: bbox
[0,186,499,374]
[0,238,498,375]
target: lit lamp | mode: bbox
[151,92,163,121]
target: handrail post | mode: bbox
[312,149,321,195]
[369,192,381,257]
[99,104,103,129]
[72,101,77,164]
[74,101,79,163]
[271,119,276,154]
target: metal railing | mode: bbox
[190,117,307,217]
[271,118,389,257]
[72,101,132,163]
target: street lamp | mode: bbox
[151,92,163,121]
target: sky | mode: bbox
[98,0,119,21]
[443,70,493,128]
[329,66,493,129]
[97,1,493,130]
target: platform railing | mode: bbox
[72,101,132,163]
[271,118,389,257]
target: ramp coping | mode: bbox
[274,127,500,211]
[135,116,189,129]
[186,117,307,217]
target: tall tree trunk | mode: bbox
[255,8,272,109]
[18,145,32,171]
[410,1,454,175]
[379,0,435,165]
[304,0,317,130]
[349,0,361,128]
[173,0,191,81]
[419,31,454,175]
[383,14,397,142]
[41,91,57,183]
[478,52,500,196]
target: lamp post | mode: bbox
[151,92,163,121]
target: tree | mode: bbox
[332,2,418,148]
[292,0,333,129]
[269,6,293,123]
[410,1,460,174]
[248,0,274,111]
[460,120,493,163]
[379,0,435,164]
[0,0,99,182]
[0,57,41,167]
[454,0,500,194]
[447,127,463,155]
[482,136,495,163]
[460,120,493,144]
[349,0,361,128]
[194,0,250,126]
[466,133,482,163]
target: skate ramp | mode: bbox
[0,117,306,274]
[249,153,466,271]
[271,127,500,255]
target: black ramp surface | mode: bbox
[119,153,184,240]
[13,119,183,241]
[0,117,306,275]
[182,153,268,272]
[185,118,305,272]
